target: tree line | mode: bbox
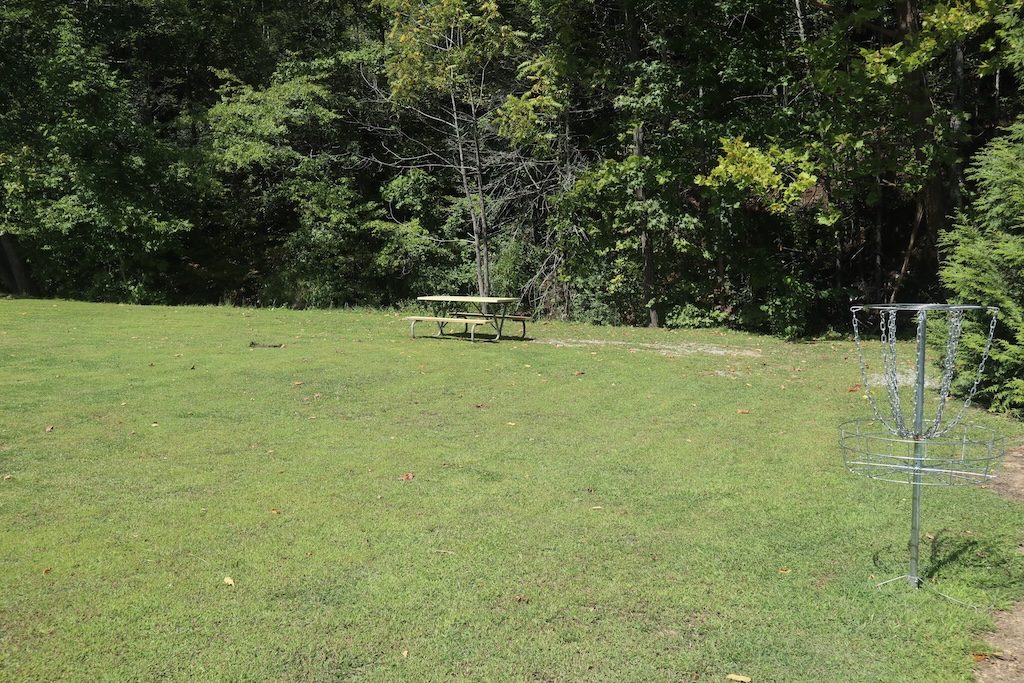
[2,1,1023,345]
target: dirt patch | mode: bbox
[975,445,1024,682]
[543,338,762,358]
[985,445,1024,503]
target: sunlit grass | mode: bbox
[2,300,1023,681]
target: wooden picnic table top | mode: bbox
[417,295,519,305]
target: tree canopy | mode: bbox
[2,0,1023,343]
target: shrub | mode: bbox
[938,120,1024,417]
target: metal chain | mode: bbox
[883,309,911,436]
[851,306,999,440]
[853,308,903,435]
[852,309,886,424]
[926,308,964,438]
[929,309,998,438]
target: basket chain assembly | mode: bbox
[843,303,1002,591]
[852,305,998,440]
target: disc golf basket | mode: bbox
[839,303,1003,589]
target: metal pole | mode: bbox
[909,311,928,588]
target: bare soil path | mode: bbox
[976,445,1024,682]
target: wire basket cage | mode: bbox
[840,418,1003,486]
[840,303,1003,591]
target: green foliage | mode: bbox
[553,155,696,324]
[0,3,195,301]
[861,2,993,82]
[202,63,436,307]
[4,0,1024,345]
[260,178,384,307]
[492,54,566,152]
[207,71,340,172]
[665,302,730,329]
[939,120,1024,416]
[376,169,474,295]
[695,137,832,222]
[938,2,1024,415]
[380,0,525,105]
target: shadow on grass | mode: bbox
[868,531,1024,594]
[923,531,1024,593]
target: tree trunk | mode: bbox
[470,112,491,299]
[450,88,489,299]
[890,199,924,303]
[624,0,659,327]
[895,0,951,292]
[949,40,965,210]
[0,233,39,296]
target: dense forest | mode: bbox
[2,1,1023,340]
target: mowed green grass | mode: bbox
[2,300,1024,682]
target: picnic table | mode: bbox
[405,295,526,341]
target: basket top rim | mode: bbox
[851,303,998,313]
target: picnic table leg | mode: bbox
[493,302,510,340]
[431,303,447,337]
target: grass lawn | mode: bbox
[2,300,1024,682]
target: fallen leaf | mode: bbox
[591,506,603,510]
[224,577,235,586]
[42,568,52,575]
[977,551,988,558]
[779,568,792,574]
[848,384,862,392]
[972,652,988,662]
[45,425,55,432]
[737,409,750,414]
[294,381,303,386]
[475,403,484,408]
[726,675,752,683]
[573,371,585,376]
[398,473,415,481]
[515,594,527,603]
[151,422,159,427]
[925,533,935,540]
[270,508,280,514]
[402,650,409,658]
[3,474,11,480]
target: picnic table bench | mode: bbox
[405,315,490,341]
[406,295,525,341]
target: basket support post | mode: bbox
[908,310,928,588]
